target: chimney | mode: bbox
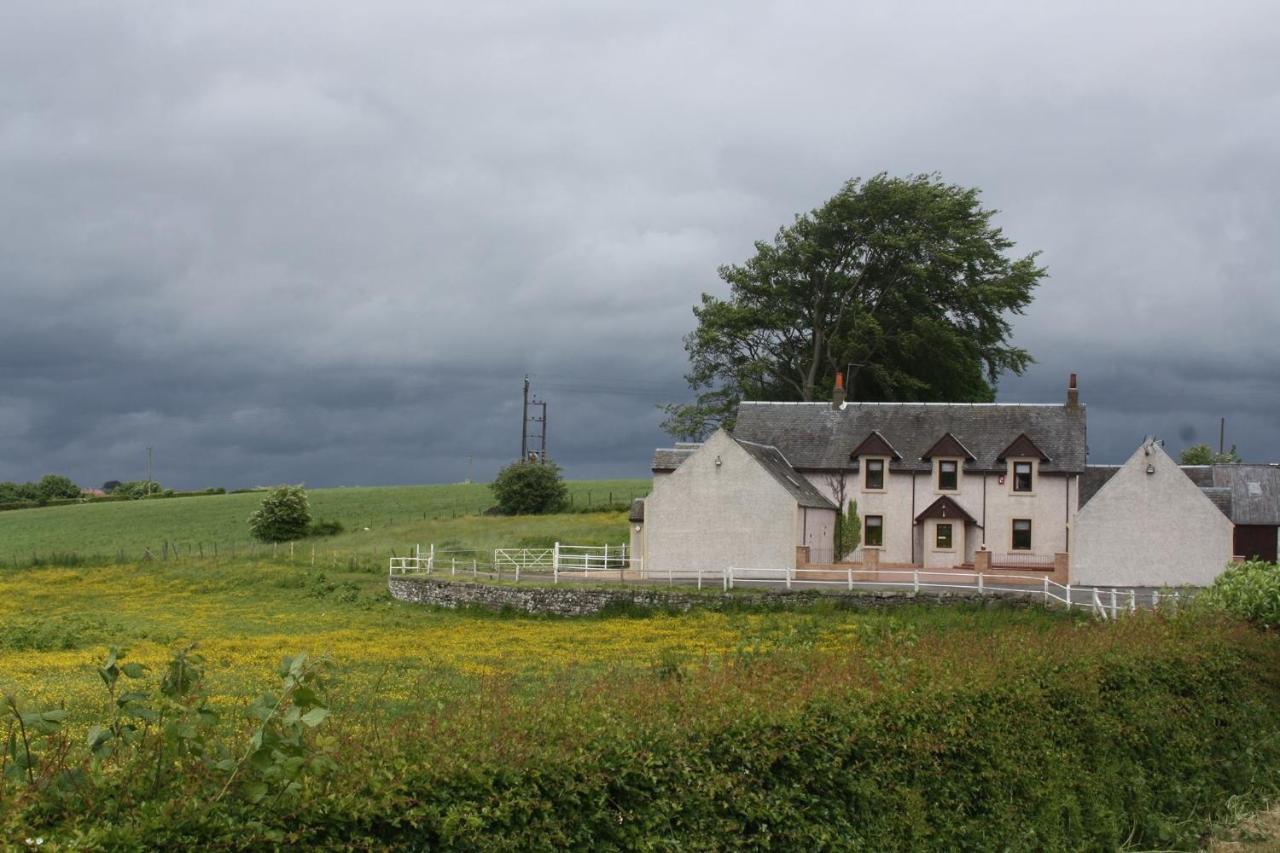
[1066,373,1079,408]
[832,372,846,409]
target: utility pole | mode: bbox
[528,395,545,462]
[1219,417,1226,456]
[539,399,548,461]
[519,376,549,462]
[520,376,530,461]
[146,446,153,496]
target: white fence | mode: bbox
[723,565,1180,619]
[390,546,1182,618]
[390,542,632,583]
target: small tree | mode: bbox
[836,498,862,560]
[248,485,313,542]
[36,474,82,501]
[1179,443,1242,465]
[491,460,569,515]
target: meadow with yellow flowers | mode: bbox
[2,552,1279,849]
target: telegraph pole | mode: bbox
[539,399,548,461]
[519,376,549,462]
[520,376,530,460]
[146,446,153,496]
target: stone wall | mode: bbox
[388,576,1036,617]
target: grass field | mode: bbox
[0,479,647,564]
[3,527,1279,847]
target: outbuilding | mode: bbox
[633,429,836,577]
[1072,441,1234,587]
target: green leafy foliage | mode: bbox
[663,173,1044,437]
[836,498,861,559]
[2,614,1278,848]
[113,480,163,499]
[1179,443,1243,464]
[36,475,81,501]
[248,485,313,542]
[0,475,81,505]
[491,460,570,515]
[215,652,334,804]
[1200,560,1280,628]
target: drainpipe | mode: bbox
[981,473,987,546]
[910,472,917,564]
[1065,475,1071,552]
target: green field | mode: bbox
[3,495,1279,847]
[0,479,647,564]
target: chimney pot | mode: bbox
[832,372,846,409]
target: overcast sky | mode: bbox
[1,1,1277,490]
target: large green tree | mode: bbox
[663,174,1045,438]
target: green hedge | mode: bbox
[6,614,1279,849]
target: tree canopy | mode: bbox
[1178,443,1242,465]
[663,173,1045,438]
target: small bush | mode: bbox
[308,519,344,538]
[491,460,569,515]
[1201,560,1280,628]
[248,485,313,543]
[115,480,162,499]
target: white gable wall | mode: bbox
[643,430,803,575]
[1072,443,1233,587]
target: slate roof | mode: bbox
[732,438,837,510]
[732,401,1087,473]
[651,446,699,471]
[1079,465,1120,507]
[1201,487,1234,519]
[1206,465,1280,525]
[1078,463,1263,522]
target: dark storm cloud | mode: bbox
[1,0,1278,490]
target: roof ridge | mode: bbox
[737,400,1071,408]
[732,436,798,471]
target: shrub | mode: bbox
[491,460,569,515]
[115,480,162,499]
[36,474,82,500]
[248,485,313,542]
[308,519,344,538]
[836,498,861,559]
[1201,559,1280,628]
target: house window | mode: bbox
[1012,519,1032,551]
[938,460,958,491]
[865,459,884,490]
[865,515,883,547]
[935,523,953,550]
[1013,461,1033,492]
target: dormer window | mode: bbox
[997,434,1049,496]
[921,433,974,494]
[865,459,885,490]
[1013,461,1033,492]
[938,459,958,491]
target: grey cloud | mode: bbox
[1,0,1277,490]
